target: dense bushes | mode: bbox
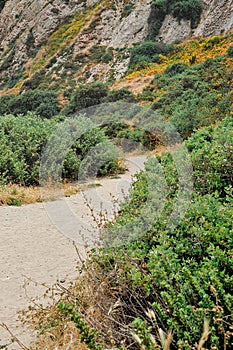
[78,118,233,349]
[63,83,136,115]
[19,35,233,349]
[102,88,135,103]
[148,55,233,137]
[128,41,174,70]
[172,0,202,27]
[129,41,163,69]
[0,113,122,185]
[164,62,188,76]
[147,0,168,38]
[0,84,136,120]
[148,0,202,38]
[0,89,60,118]
[186,120,233,196]
[0,114,56,185]
[34,117,233,349]
[63,82,109,115]
[227,45,233,58]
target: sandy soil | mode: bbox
[0,156,146,349]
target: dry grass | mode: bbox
[22,259,132,349]
[0,182,80,206]
[27,307,87,350]
[26,269,213,350]
[112,74,155,95]
[20,252,233,350]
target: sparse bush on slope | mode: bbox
[129,41,163,69]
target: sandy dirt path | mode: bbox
[0,156,147,349]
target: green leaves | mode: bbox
[89,118,233,348]
[63,82,108,116]
[0,114,56,185]
[57,302,103,350]
[0,113,123,185]
[148,55,232,138]
[129,41,168,70]
[186,120,233,196]
[0,90,60,118]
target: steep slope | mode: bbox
[157,0,233,43]
[0,0,232,94]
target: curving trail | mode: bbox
[0,156,147,349]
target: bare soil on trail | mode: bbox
[0,156,147,349]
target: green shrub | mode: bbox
[7,197,22,206]
[14,89,60,118]
[227,45,233,58]
[0,94,17,115]
[129,41,163,69]
[147,55,232,137]
[172,0,202,28]
[21,70,45,90]
[63,82,108,115]
[84,120,233,348]
[147,0,168,38]
[123,2,134,17]
[0,113,123,185]
[186,119,233,196]
[164,62,188,76]
[57,303,103,350]
[102,51,113,63]
[0,114,56,185]
[103,88,135,103]
[0,90,60,118]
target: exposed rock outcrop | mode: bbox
[195,0,233,37]
[156,0,233,44]
[0,0,232,90]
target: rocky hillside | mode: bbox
[0,0,232,94]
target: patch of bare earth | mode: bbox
[112,74,154,95]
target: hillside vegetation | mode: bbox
[2,34,229,350]
[0,2,233,347]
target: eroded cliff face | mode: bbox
[0,0,232,91]
[157,0,233,44]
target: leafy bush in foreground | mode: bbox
[51,118,233,349]
[0,114,56,185]
[186,120,233,196]
[0,113,122,185]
